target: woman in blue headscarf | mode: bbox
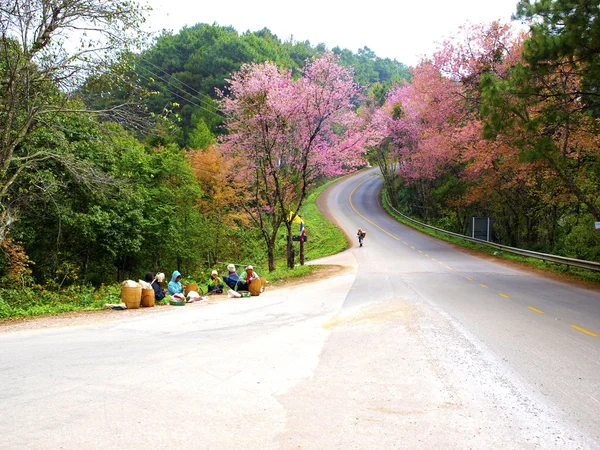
[168,270,184,295]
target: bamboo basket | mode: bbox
[248,279,261,296]
[260,276,267,291]
[141,288,155,307]
[184,283,199,295]
[121,286,142,309]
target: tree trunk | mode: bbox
[300,235,305,266]
[267,242,275,272]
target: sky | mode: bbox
[145,0,522,66]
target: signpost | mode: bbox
[471,217,491,241]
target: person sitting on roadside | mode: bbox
[238,265,259,291]
[152,272,166,302]
[207,270,224,294]
[223,264,240,290]
[167,270,184,295]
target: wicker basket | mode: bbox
[121,286,142,309]
[248,279,261,296]
[184,283,199,295]
[141,288,155,307]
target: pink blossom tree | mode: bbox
[375,22,525,221]
[219,53,371,270]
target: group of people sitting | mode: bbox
[209,264,260,293]
[223,264,260,291]
[142,265,260,302]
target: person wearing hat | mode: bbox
[244,265,259,285]
[235,265,260,292]
[223,264,240,290]
[145,271,166,302]
[151,272,166,302]
[207,269,224,294]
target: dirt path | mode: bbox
[0,265,349,334]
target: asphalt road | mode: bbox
[1,168,599,449]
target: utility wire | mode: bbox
[37,118,217,176]
[136,57,220,112]
[136,60,221,114]
[89,49,224,121]
[135,70,224,120]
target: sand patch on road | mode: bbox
[323,300,414,330]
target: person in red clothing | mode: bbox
[238,265,259,291]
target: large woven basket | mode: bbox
[248,279,261,296]
[141,288,155,307]
[122,286,142,309]
[184,283,198,295]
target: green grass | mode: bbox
[0,284,122,320]
[0,178,350,321]
[300,178,349,261]
[258,178,349,285]
[382,194,600,285]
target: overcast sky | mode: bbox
[144,0,521,66]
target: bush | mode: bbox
[0,284,121,320]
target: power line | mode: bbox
[135,69,224,121]
[136,57,220,111]
[136,60,221,114]
[36,118,217,176]
[89,49,224,122]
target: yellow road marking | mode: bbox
[446,266,452,270]
[480,284,488,288]
[349,178,400,241]
[418,250,423,253]
[432,258,436,261]
[455,269,460,273]
[403,241,408,245]
[439,261,444,265]
[425,254,429,257]
[571,325,598,337]
[410,245,415,249]
[500,293,510,299]
[466,277,473,281]
[528,306,544,314]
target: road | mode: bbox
[1,168,599,449]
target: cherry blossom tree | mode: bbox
[376,22,525,221]
[219,53,371,270]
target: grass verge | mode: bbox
[0,284,122,320]
[382,194,600,285]
[264,178,349,285]
[301,178,349,261]
[0,178,349,321]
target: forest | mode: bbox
[0,2,409,295]
[374,1,600,263]
[1,0,599,318]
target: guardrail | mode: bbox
[382,191,600,272]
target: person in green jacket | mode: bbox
[207,270,224,294]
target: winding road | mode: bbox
[1,168,599,449]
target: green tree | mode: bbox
[0,0,148,241]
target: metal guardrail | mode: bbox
[382,191,600,272]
